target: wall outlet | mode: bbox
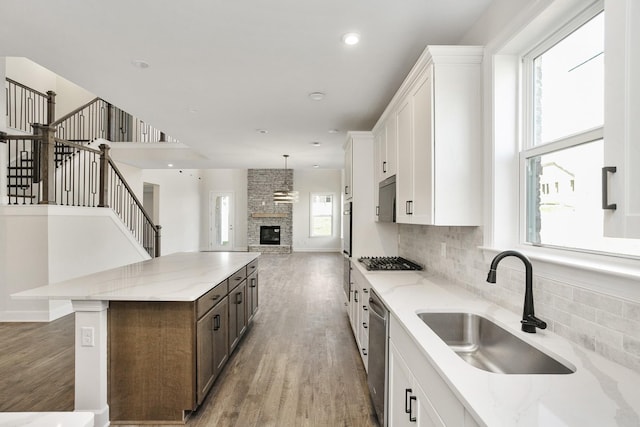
[440,242,447,258]
[81,327,95,347]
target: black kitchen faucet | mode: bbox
[486,250,547,333]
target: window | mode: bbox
[310,193,333,237]
[520,7,640,257]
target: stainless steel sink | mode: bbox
[417,312,575,374]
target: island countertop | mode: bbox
[12,251,260,302]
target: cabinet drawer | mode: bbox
[246,259,259,276]
[197,279,228,319]
[228,267,247,291]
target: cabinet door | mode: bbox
[385,113,398,177]
[410,71,434,225]
[212,297,229,379]
[414,382,445,427]
[247,271,259,322]
[604,0,640,238]
[389,342,414,427]
[344,138,353,200]
[228,281,247,353]
[196,308,216,404]
[396,98,413,224]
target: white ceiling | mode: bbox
[0,0,492,170]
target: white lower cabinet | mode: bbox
[389,315,481,427]
[349,262,369,370]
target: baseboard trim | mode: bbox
[292,248,342,253]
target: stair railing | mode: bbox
[1,127,161,258]
[5,78,56,133]
[50,98,178,144]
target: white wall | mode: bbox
[0,205,149,321]
[116,162,203,255]
[5,57,95,120]
[292,169,342,252]
[199,169,248,251]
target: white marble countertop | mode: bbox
[0,412,93,427]
[12,252,260,302]
[353,261,640,427]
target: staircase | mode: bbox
[2,78,164,257]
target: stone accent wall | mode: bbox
[247,169,293,254]
[398,224,640,374]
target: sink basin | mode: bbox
[417,312,575,374]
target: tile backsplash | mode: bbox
[398,224,640,374]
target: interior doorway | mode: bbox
[143,183,160,223]
[209,191,234,251]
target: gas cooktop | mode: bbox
[357,256,423,271]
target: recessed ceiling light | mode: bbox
[328,129,339,134]
[308,92,325,101]
[167,163,174,167]
[313,164,320,168]
[342,32,360,46]
[311,141,321,147]
[132,59,150,69]
[256,129,269,134]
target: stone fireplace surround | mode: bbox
[247,169,292,254]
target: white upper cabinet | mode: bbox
[382,45,483,226]
[373,114,398,184]
[344,137,353,200]
[603,0,640,238]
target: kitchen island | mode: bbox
[351,260,640,426]
[13,251,260,427]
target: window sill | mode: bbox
[480,245,640,303]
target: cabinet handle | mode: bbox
[362,348,367,356]
[211,294,220,300]
[362,322,368,329]
[383,161,387,173]
[236,292,242,304]
[345,185,349,195]
[363,288,368,293]
[354,290,359,303]
[213,314,221,331]
[405,388,412,414]
[409,396,417,422]
[376,206,379,216]
[363,306,368,311]
[602,166,617,210]
[250,278,257,288]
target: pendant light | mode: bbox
[273,154,299,204]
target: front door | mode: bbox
[209,192,234,251]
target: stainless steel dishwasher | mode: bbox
[367,289,389,427]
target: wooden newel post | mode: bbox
[98,143,110,208]
[46,91,56,125]
[155,225,162,258]
[34,123,56,205]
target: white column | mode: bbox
[72,300,109,427]
[0,57,8,205]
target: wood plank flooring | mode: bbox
[0,252,378,427]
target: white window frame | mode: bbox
[309,192,334,237]
[484,0,640,302]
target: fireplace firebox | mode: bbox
[260,226,281,245]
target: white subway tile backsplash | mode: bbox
[398,224,640,374]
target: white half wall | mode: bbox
[292,169,342,252]
[0,205,149,322]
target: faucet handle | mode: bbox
[521,314,547,331]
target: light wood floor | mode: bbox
[0,252,378,427]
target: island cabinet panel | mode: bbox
[108,301,196,423]
[107,257,259,424]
